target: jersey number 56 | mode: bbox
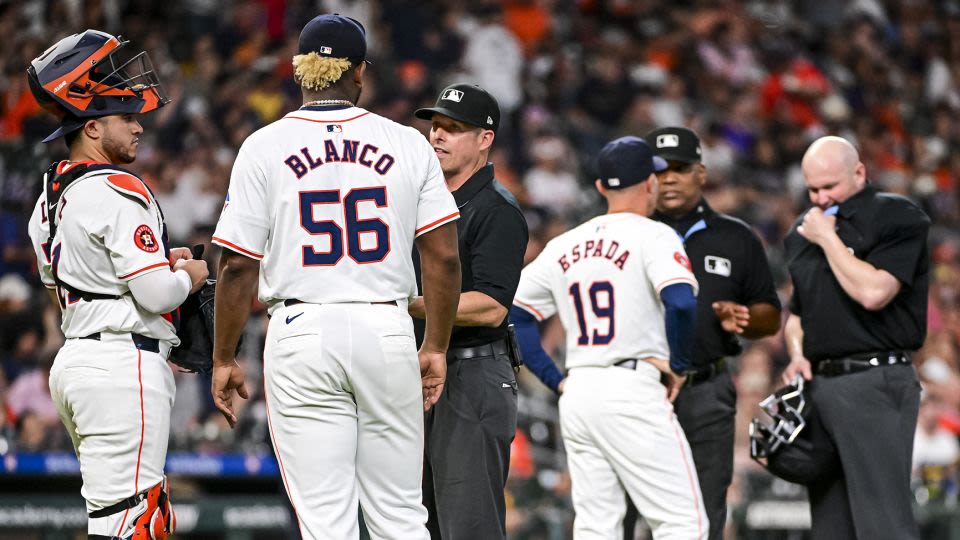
[299,187,389,266]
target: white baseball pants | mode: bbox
[559,363,708,540]
[264,302,429,540]
[48,334,175,537]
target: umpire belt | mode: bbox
[686,357,729,386]
[448,338,509,361]
[80,331,172,358]
[815,351,911,377]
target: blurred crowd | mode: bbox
[1,0,959,537]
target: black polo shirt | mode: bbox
[785,185,930,362]
[654,199,781,369]
[414,163,528,348]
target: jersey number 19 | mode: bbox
[569,281,615,346]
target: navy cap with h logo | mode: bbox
[414,83,500,133]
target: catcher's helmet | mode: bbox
[27,29,169,142]
[749,376,837,484]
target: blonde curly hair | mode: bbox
[293,52,353,91]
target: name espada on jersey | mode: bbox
[212,106,459,310]
[512,213,697,369]
[27,162,180,342]
[556,237,632,272]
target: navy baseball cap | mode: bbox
[597,136,668,189]
[299,14,367,63]
[644,126,702,164]
[42,114,87,143]
[414,83,500,132]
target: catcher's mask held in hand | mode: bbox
[750,375,807,459]
[749,375,837,484]
[27,29,170,142]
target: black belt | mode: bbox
[614,357,727,386]
[284,299,398,307]
[614,358,639,370]
[80,332,160,354]
[687,358,728,385]
[815,351,911,377]
[448,339,510,361]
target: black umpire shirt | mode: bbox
[653,199,781,370]
[785,185,930,362]
[414,163,528,348]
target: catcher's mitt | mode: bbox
[169,278,217,374]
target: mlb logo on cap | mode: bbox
[414,83,501,132]
[656,134,680,148]
[442,89,464,102]
[645,126,703,164]
[320,46,333,54]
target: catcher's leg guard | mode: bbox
[133,477,175,540]
[88,478,175,540]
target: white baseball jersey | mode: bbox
[212,106,459,311]
[513,212,698,368]
[27,162,179,343]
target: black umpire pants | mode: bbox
[423,344,518,540]
[806,362,920,540]
[624,370,735,540]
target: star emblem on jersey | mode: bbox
[134,224,159,253]
[442,89,463,102]
[674,251,692,272]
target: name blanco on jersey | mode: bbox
[283,139,396,179]
[557,238,630,272]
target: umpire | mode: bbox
[410,83,529,539]
[627,126,782,540]
[782,136,927,539]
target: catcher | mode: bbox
[26,29,207,539]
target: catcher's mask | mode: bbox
[27,29,169,142]
[749,375,807,459]
[749,375,837,484]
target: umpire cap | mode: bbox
[415,83,500,132]
[597,136,667,189]
[645,126,702,164]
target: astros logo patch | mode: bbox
[674,251,692,271]
[135,224,159,253]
